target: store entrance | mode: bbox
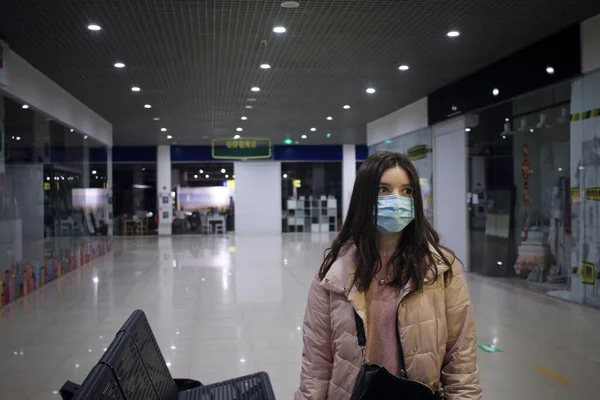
[171,163,235,234]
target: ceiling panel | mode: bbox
[1,0,600,146]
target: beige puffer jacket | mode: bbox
[294,247,482,400]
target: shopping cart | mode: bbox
[60,310,276,400]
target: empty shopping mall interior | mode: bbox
[1,1,600,399]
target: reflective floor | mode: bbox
[1,234,599,399]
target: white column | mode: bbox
[106,147,114,236]
[234,161,281,234]
[433,117,469,269]
[157,145,172,235]
[342,145,356,222]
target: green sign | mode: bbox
[212,138,272,160]
[477,344,502,353]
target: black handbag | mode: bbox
[350,310,439,400]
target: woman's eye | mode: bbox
[402,187,413,195]
[378,187,389,193]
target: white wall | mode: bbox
[342,145,356,222]
[0,48,112,146]
[581,14,600,74]
[234,162,282,234]
[157,145,172,235]
[366,97,428,146]
[433,117,469,269]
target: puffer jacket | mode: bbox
[294,246,482,400]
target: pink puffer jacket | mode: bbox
[294,247,482,400]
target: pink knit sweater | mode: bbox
[365,249,404,377]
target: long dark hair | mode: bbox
[319,151,455,292]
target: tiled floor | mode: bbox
[1,234,599,399]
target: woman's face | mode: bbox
[378,166,413,198]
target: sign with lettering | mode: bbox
[212,138,272,160]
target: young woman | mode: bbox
[295,152,482,400]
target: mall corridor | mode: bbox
[0,235,598,399]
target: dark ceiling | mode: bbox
[2,0,600,146]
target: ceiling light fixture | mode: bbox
[492,88,500,96]
[283,138,293,145]
[221,168,226,173]
[167,135,173,139]
[131,86,141,92]
[225,174,229,178]
[199,169,204,173]
[343,105,351,109]
[161,128,167,132]
[241,116,248,120]
[236,127,243,132]
[144,104,152,109]
[273,26,286,33]
[447,30,460,37]
[84,135,88,140]
[251,86,261,92]
[301,135,307,139]
[260,64,271,69]
[546,66,555,75]
[366,88,376,94]
[310,127,316,131]
[87,24,102,31]
[153,117,160,121]
[70,129,74,132]
[233,134,241,139]
[327,116,333,120]
[114,62,125,68]
[281,1,300,8]
[205,174,210,178]
[246,105,253,109]
[283,174,288,178]
[22,104,29,109]
[398,65,409,71]
[194,174,198,179]
[465,128,471,132]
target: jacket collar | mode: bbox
[319,244,451,327]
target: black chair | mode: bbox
[178,372,276,400]
[71,364,126,400]
[99,331,160,399]
[63,310,276,400]
[118,310,180,399]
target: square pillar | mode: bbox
[342,145,356,222]
[157,145,172,235]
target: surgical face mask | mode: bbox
[377,194,415,234]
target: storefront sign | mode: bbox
[581,262,596,285]
[212,138,271,159]
[407,145,431,162]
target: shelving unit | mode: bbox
[283,196,338,233]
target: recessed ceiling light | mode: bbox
[161,128,167,132]
[546,66,555,75]
[343,105,351,109]
[273,26,286,33]
[205,174,210,178]
[84,135,88,140]
[153,117,160,121]
[87,24,102,31]
[327,116,333,120]
[144,104,152,109]
[131,86,141,92]
[505,118,510,122]
[199,169,204,173]
[246,105,253,109]
[310,127,316,131]
[251,87,261,92]
[92,170,97,175]
[233,134,241,139]
[167,135,173,139]
[225,174,229,178]
[70,129,74,132]
[465,128,471,132]
[447,31,460,37]
[366,88,376,94]
[221,168,226,173]
[260,64,271,69]
[301,135,307,139]
[281,1,300,8]
[530,128,534,132]
[492,88,500,96]
[283,174,288,178]
[22,104,29,109]
[114,62,125,68]
[194,174,198,179]
[236,127,243,132]
[241,116,248,120]
[398,65,409,71]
